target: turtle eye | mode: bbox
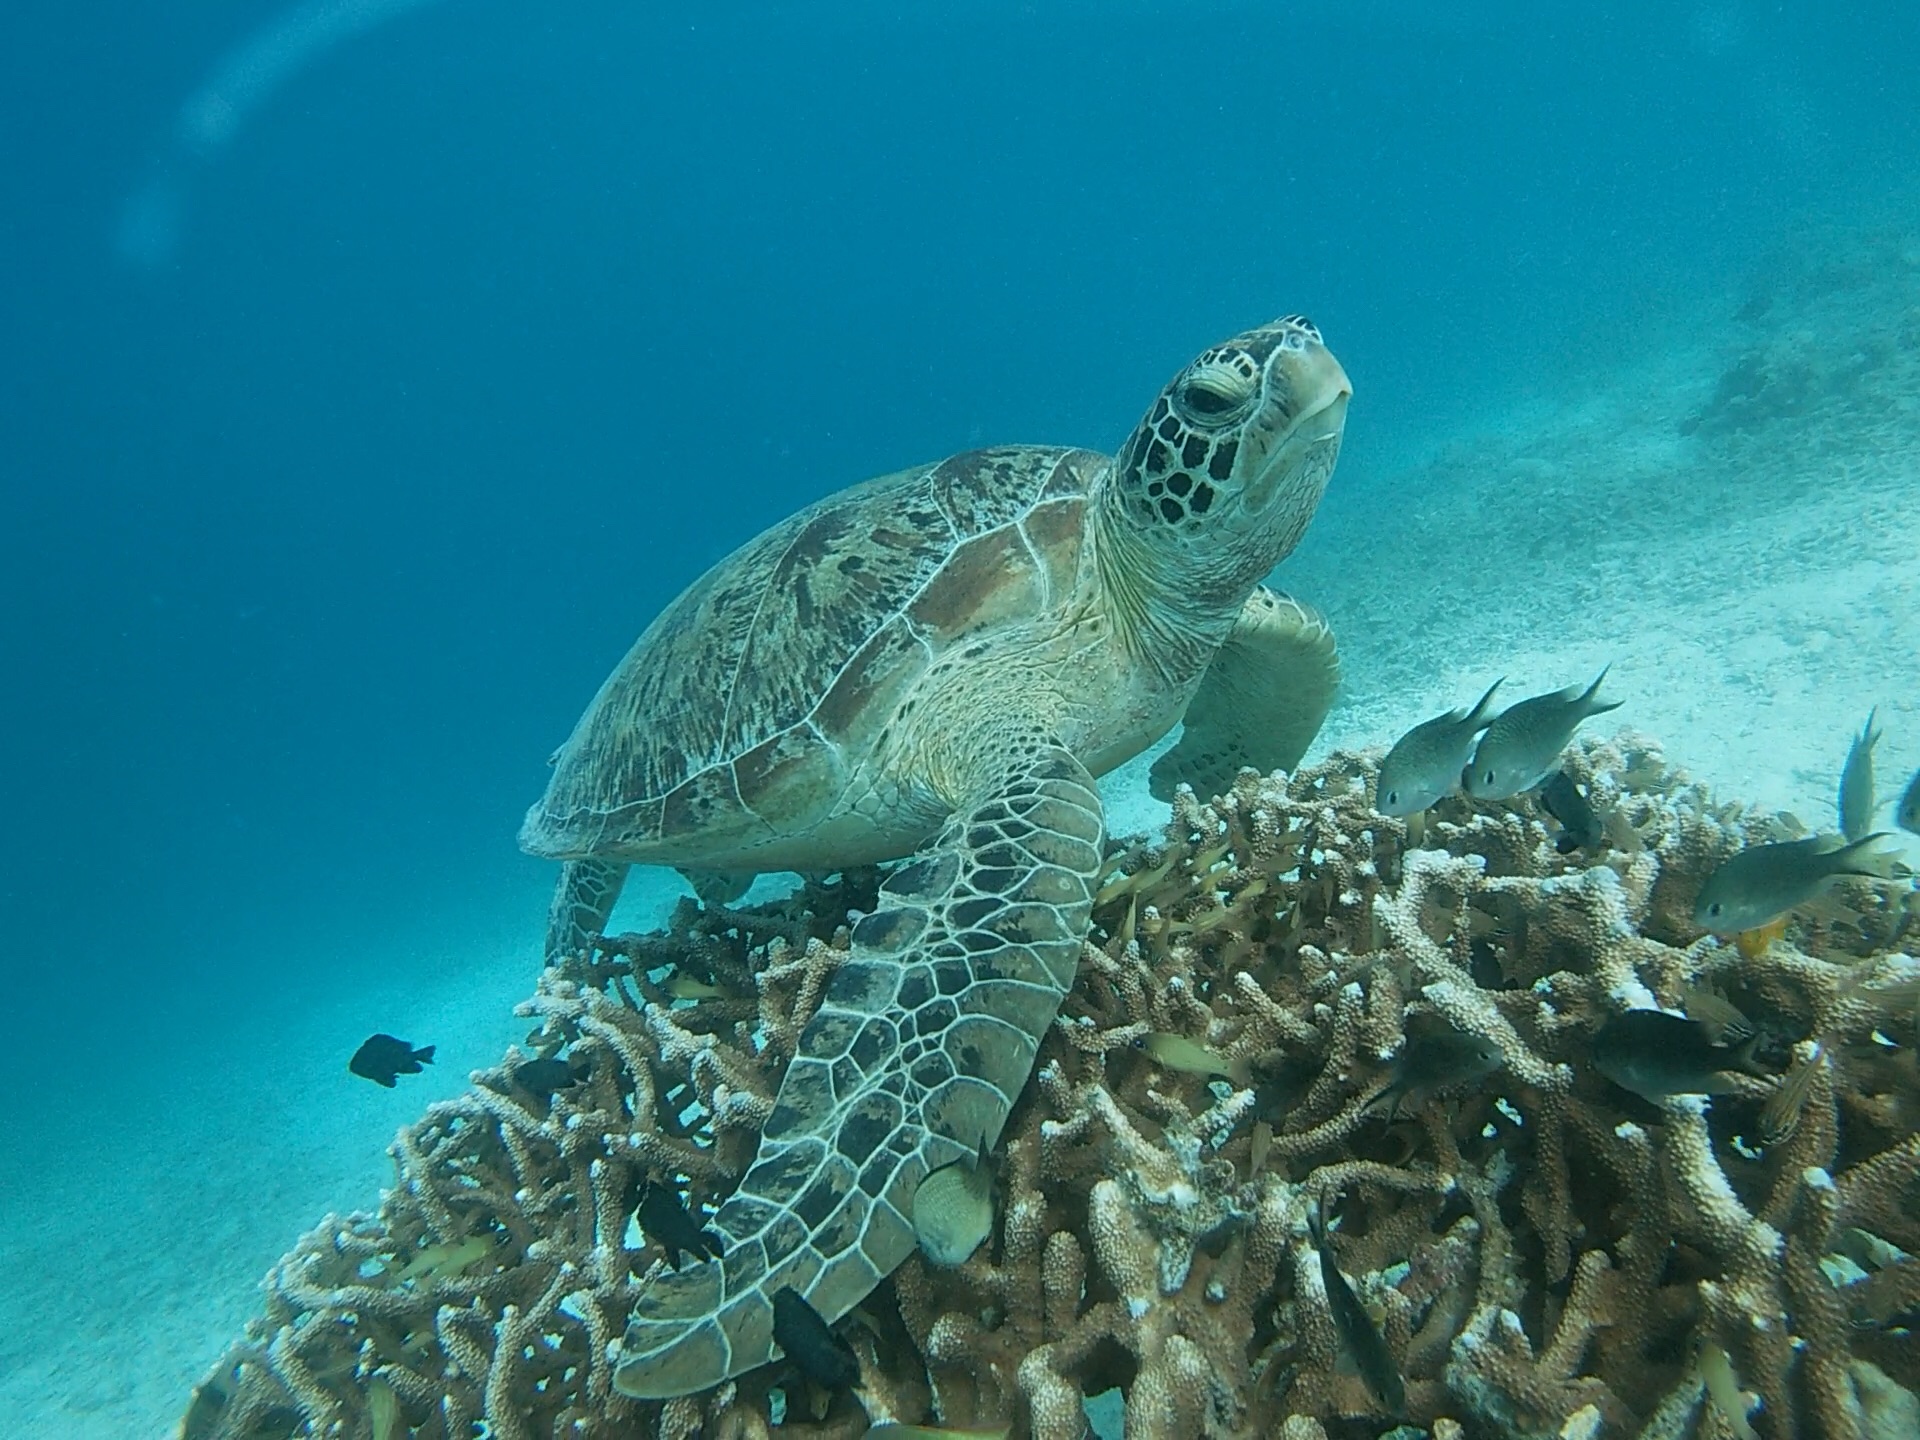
[1183,383,1238,415]
[1177,363,1254,424]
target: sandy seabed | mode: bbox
[8,224,1920,1440]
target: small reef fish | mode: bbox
[349,1033,436,1088]
[1462,669,1622,802]
[1375,1021,1505,1119]
[366,1375,402,1440]
[1680,986,1754,1047]
[512,1054,588,1096]
[665,972,731,1001]
[1374,679,1503,817]
[862,1426,1012,1439]
[1306,1196,1405,1417]
[911,1139,995,1268]
[1838,708,1882,842]
[1692,833,1898,934]
[1538,770,1605,854]
[1758,1040,1825,1146]
[771,1285,862,1390]
[633,1180,723,1270]
[1898,764,1920,835]
[392,1234,492,1285]
[1591,1010,1757,1102]
[1698,1341,1761,1440]
[1136,1031,1251,1084]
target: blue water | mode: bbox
[1,0,1916,1429]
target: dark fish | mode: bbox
[633,1180,723,1271]
[513,1054,587,1096]
[1692,832,1898,933]
[1538,770,1604,854]
[1376,1021,1505,1119]
[349,1033,436,1088]
[1838,709,1882,842]
[1591,1010,1757,1102]
[771,1285,862,1390]
[1306,1197,1405,1416]
[1898,764,1920,836]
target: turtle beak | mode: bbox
[1292,346,1352,441]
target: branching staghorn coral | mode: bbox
[184,735,1918,1440]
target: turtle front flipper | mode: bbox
[612,739,1103,1397]
[544,857,630,964]
[1149,586,1340,803]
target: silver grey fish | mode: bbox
[1463,668,1622,801]
[1375,679,1502,817]
[1898,765,1920,836]
[911,1139,994,1268]
[1692,832,1898,934]
[1838,708,1882,842]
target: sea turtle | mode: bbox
[519,315,1351,1397]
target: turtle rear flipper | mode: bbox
[1149,586,1340,803]
[612,738,1103,1397]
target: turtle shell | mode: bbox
[519,445,1103,867]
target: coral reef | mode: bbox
[183,734,1918,1440]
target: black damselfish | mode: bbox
[771,1285,861,1390]
[348,1033,435,1088]
[633,1180,723,1271]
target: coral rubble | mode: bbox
[182,734,1918,1439]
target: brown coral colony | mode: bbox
[182,727,1918,1440]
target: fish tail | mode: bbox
[1834,831,1902,881]
[415,1045,437,1065]
[1304,1196,1327,1249]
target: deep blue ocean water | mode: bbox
[1,3,1917,1422]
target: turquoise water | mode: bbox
[1,3,1916,1435]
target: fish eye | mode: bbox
[1707,902,1722,917]
[1385,789,1398,806]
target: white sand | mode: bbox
[11,224,1920,1440]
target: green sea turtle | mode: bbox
[519,315,1351,1397]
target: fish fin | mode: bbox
[1730,1030,1768,1078]
[414,1045,436,1065]
[1577,665,1623,717]
[1462,677,1504,730]
[1304,1196,1328,1249]
[376,1073,397,1088]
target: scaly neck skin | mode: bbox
[1087,475,1263,690]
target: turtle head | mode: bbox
[1105,316,1350,607]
